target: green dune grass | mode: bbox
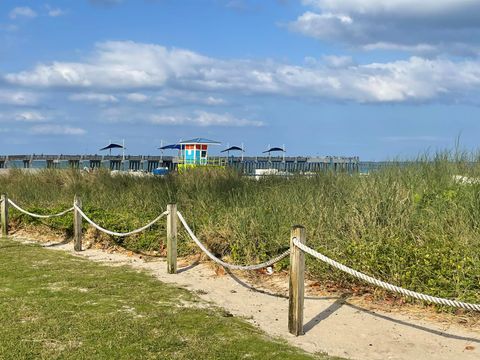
[1,153,480,308]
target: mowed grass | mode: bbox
[0,238,331,360]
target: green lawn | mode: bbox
[0,238,334,360]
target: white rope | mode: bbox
[74,204,168,237]
[8,199,74,219]
[177,211,290,270]
[293,238,480,312]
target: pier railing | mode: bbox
[0,154,360,174]
[2,193,478,337]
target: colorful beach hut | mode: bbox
[179,138,221,165]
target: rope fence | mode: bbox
[1,193,479,337]
[177,211,290,271]
[293,238,480,312]
[178,212,480,336]
[74,204,168,237]
[8,199,74,219]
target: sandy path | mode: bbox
[15,237,480,360]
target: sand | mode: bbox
[12,236,480,360]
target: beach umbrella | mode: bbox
[262,146,285,154]
[158,142,182,162]
[158,144,182,150]
[221,145,245,163]
[262,145,286,163]
[100,142,124,155]
[221,145,244,153]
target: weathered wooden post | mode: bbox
[73,195,82,251]
[166,203,177,274]
[289,225,306,336]
[1,194,8,237]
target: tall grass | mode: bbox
[1,154,480,306]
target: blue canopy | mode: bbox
[263,147,285,153]
[159,144,182,150]
[179,138,221,145]
[100,143,124,151]
[221,146,244,153]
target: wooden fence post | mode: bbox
[166,203,177,274]
[1,194,8,237]
[289,225,305,336]
[73,195,82,251]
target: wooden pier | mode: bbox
[224,156,359,174]
[0,154,359,174]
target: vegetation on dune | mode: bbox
[1,152,480,307]
[0,238,326,359]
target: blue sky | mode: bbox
[1,0,480,160]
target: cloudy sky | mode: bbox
[1,0,480,159]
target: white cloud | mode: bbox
[289,11,357,42]
[194,111,263,126]
[100,107,262,127]
[69,92,118,103]
[149,111,264,127]
[79,89,227,106]
[30,125,86,135]
[9,7,37,19]
[320,55,354,68]
[123,91,225,105]
[5,41,480,104]
[47,7,66,17]
[6,41,210,88]
[0,89,38,105]
[303,1,478,15]
[291,1,480,56]
[125,92,149,102]
[152,90,227,106]
[205,96,225,105]
[362,42,438,53]
[15,111,46,122]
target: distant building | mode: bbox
[179,138,221,165]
